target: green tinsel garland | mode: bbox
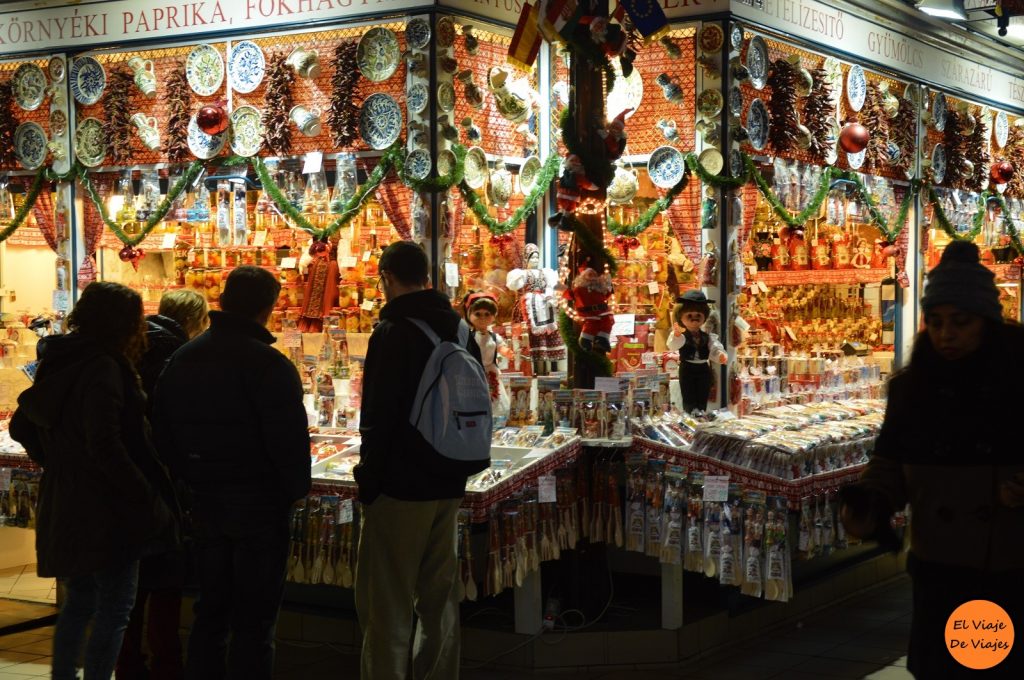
[927,187,1024,254]
[686,153,747,188]
[988,192,1024,255]
[834,170,918,243]
[0,168,49,244]
[253,141,403,241]
[458,153,560,236]
[558,308,614,377]
[560,211,619,275]
[608,171,689,237]
[559,107,614,192]
[747,156,832,228]
[396,144,467,193]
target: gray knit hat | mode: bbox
[920,241,1002,322]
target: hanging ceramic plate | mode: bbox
[437,82,455,113]
[228,40,265,94]
[187,113,227,159]
[358,93,402,149]
[730,23,744,52]
[229,105,264,157]
[405,149,432,180]
[186,44,224,96]
[436,16,455,48]
[407,83,428,114]
[903,83,922,108]
[730,149,745,178]
[698,148,724,176]
[406,17,431,50]
[13,63,47,111]
[698,24,724,54]
[357,27,400,82]
[14,122,47,170]
[697,88,724,118]
[70,56,105,106]
[437,149,456,177]
[519,155,541,195]
[49,109,67,136]
[846,149,866,170]
[995,110,1009,149]
[648,145,686,189]
[846,64,867,113]
[932,143,946,184]
[823,57,843,113]
[931,92,947,132]
[74,117,107,167]
[746,36,768,90]
[464,146,488,189]
[48,56,65,83]
[747,98,769,151]
[728,86,743,117]
[824,117,840,165]
[606,56,642,119]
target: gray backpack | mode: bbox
[408,318,492,467]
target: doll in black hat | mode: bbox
[667,290,727,413]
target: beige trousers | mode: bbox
[355,494,462,680]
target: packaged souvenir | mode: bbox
[645,459,667,557]
[508,376,533,425]
[604,391,628,440]
[718,484,744,587]
[740,491,767,598]
[573,390,605,439]
[684,473,705,572]
[764,496,792,601]
[659,465,687,564]
[625,452,647,552]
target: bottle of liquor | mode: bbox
[215,181,231,246]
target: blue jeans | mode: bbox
[53,560,140,680]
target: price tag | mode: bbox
[161,233,177,249]
[611,314,636,338]
[280,257,297,269]
[748,265,758,277]
[445,262,460,287]
[252,231,268,247]
[0,468,10,492]
[647,282,660,295]
[362,250,372,262]
[340,255,357,268]
[538,475,557,503]
[785,326,798,341]
[641,351,656,365]
[734,315,751,332]
[282,330,302,348]
[361,299,375,311]
[702,475,730,502]
[594,377,620,393]
[651,261,659,272]
[339,498,354,524]
[758,281,769,293]
[303,151,324,175]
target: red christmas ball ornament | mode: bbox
[1015,256,1024,267]
[308,239,329,257]
[119,245,136,262]
[991,160,1014,185]
[839,122,870,153]
[197,104,228,135]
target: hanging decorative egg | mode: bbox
[839,121,870,153]
[197,104,228,135]
[991,160,1015,184]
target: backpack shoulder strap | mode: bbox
[407,317,441,346]
[456,320,470,346]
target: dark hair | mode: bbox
[219,266,281,318]
[68,282,145,361]
[378,241,429,286]
[463,291,498,319]
[672,300,710,325]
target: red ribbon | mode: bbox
[490,233,513,254]
[613,234,640,259]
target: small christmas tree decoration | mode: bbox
[105,68,134,165]
[0,83,16,168]
[328,41,360,148]
[263,52,295,156]
[803,67,834,163]
[164,61,192,164]
[767,58,799,155]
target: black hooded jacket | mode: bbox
[355,288,483,504]
[139,314,189,402]
[9,335,177,577]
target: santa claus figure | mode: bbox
[565,265,615,353]
[598,109,632,161]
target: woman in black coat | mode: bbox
[10,282,177,680]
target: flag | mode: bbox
[618,0,670,42]
[509,2,542,71]
[539,0,585,44]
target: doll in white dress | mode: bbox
[463,292,512,416]
[506,244,566,375]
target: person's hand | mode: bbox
[840,502,877,540]
[999,473,1024,508]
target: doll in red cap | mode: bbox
[667,290,727,413]
[463,291,512,416]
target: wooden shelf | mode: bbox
[751,268,891,286]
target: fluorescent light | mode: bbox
[918,0,967,20]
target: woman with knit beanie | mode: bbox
[840,241,1024,678]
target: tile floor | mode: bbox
[0,566,56,605]
[0,576,916,679]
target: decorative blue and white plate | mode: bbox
[358,93,402,149]
[229,105,264,157]
[74,117,107,167]
[357,27,400,83]
[13,63,47,111]
[747,98,768,151]
[995,110,1009,149]
[746,36,768,90]
[932,92,947,132]
[846,64,866,113]
[932,143,946,184]
[228,41,265,94]
[728,86,743,117]
[187,113,227,159]
[406,18,431,50]
[846,149,866,170]
[730,23,744,53]
[407,83,428,114]
[186,44,224,97]
[648,145,685,189]
[70,56,105,106]
[14,122,47,170]
[405,149,432,180]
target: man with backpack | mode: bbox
[355,241,491,680]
